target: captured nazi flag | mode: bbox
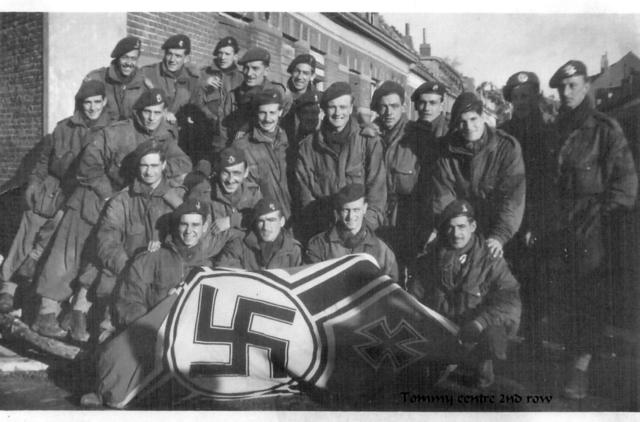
[97,254,461,408]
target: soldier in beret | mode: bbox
[209,146,262,235]
[142,34,199,126]
[222,47,292,141]
[30,88,192,339]
[546,60,637,400]
[305,183,398,281]
[411,81,449,138]
[0,81,113,314]
[191,36,244,157]
[296,82,387,242]
[85,36,149,121]
[409,200,521,389]
[231,89,292,220]
[214,197,302,271]
[430,92,526,260]
[282,54,322,145]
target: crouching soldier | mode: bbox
[409,200,521,388]
[306,184,398,281]
[213,197,302,271]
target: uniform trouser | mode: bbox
[35,206,94,303]
[1,210,62,285]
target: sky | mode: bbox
[384,13,640,96]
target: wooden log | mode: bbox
[0,313,81,360]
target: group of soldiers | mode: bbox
[0,31,637,403]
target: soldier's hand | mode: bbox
[206,75,222,89]
[147,240,161,252]
[24,182,39,210]
[458,320,484,345]
[211,216,231,234]
[166,112,177,125]
[486,237,503,258]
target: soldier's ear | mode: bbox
[470,219,477,233]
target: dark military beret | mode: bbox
[162,34,191,54]
[218,146,246,168]
[549,60,588,88]
[503,71,540,102]
[294,90,321,112]
[438,199,475,229]
[110,36,141,59]
[287,54,317,74]
[411,81,446,102]
[252,89,283,108]
[253,197,282,219]
[371,81,405,109]
[214,36,239,54]
[75,80,105,102]
[334,183,366,209]
[133,88,166,110]
[239,47,270,66]
[321,82,352,109]
[449,92,484,131]
[132,140,165,164]
[174,198,209,221]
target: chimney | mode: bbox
[404,23,414,50]
[419,27,431,57]
[601,52,609,73]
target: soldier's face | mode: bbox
[511,84,538,119]
[416,93,444,122]
[219,161,248,194]
[256,103,282,133]
[458,111,485,142]
[164,48,187,73]
[215,46,236,70]
[256,210,285,242]
[140,103,166,131]
[291,63,314,92]
[81,95,107,121]
[117,50,140,77]
[558,75,590,110]
[178,213,206,248]
[446,216,476,249]
[377,93,404,130]
[243,61,268,87]
[338,197,367,235]
[138,152,166,187]
[325,95,353,132]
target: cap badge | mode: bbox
[227,155,236,164]
[461,204,468,212]
[563,64,577,76]
[433,84,439,91]
[517,73,528,83]
[135,40,141,49]
[195,201,201,210]
[269,203,275,210]
[178,40,184,47]
[156,94,162,103]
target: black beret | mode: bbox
[334,183,366,209]
[549,60,588,88]
[287,54,317,74]
[503,71,540,102]
[320,82,352,108]
[252,89,283,108]
[449,92,483,131]
[438,199,474,229]
[174,198,209,221]
[411,81,446,102]
[75,80,105,102]
[111,36,141,59]
[132,140,165,164]
[214,36,239,54]
[371,81,405,109]
[218,146,247,168]
[133,88,166,110]
[162,34,191,54]
[253,197,282,219]
[239,47,270,66]
[294,90,321,112]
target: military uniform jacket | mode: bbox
[305,226,399,282]
[96,178,181,277]
[410,234,521,336]
[142,62,200,115]
[296,119,387,231]
[231,126,292,219]
[71,118,192,225]
[214,229,302,271]
[85,64,149,121]
[211,181,262,231]
[432,125,526,245]
[115,236,213,327]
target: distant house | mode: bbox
[590,51,640,110]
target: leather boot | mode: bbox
[31,313,68,339]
